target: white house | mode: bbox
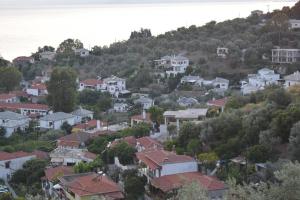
[289,19,300,30]
[272,48,300,64]
[71,108,93,123]
[177,97,198,107]
[0,94,18,103]
[78,79,103,91]
[217,47,229,58]
[180,76,204,85]
[39,112,77,130]
[284,71,300,88]
[39,51,56,61]
[136,149,198,182]
[134,97,154,110]
[212,77,230,90]
[0,103,51,117]
[114,103,128,112]
[0,151,36,180]
[74,48,89,57]
[102,76,128,97]
[155,55,189,77]
[26,83,48,96]
[0,111,30,137]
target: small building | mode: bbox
[0,93,18,103]
[136,149,198,182]
[72,119,103,132]
[212,77,230,90]
[131,110,152,127]
[78,79,103,91]
[241,83,262,95]
[57,132,91,149]
[102,76,128,97]
[272,48,300,64]
[180,75,203,85]
[114,103,128,112]
[50,148,97,166]
[42,166,73,197]
[289,19,300,30]
[39,51,56,61]
[164,108,208,131]
[0,151,36,180]
[74,48,89,57]
[0,103,51,117]
[284,71,300,88]
[58,172,124,200]
[155,55,189,77]
[177,97,198,107]
[39,112,77,130]
[13,56,35,65]
[251,10,263,16]
[26,83,48,96]
[207,98,228,112]
[0,111,30,137]
[71,108,94,123]
[217,47,229,58]
[134,97,154,110]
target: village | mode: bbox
[0,4,300,200]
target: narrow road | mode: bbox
[4,179,17,198]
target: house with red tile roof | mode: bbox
[207,98,228,112]
[131,110,152,127]
[150,172,227,200]
[13,56,35,64]
[57,132,91,149]
[136,149,198,182]
[78,79,103,91]
[0,151,36,180]
[0,102,51,116]
[0,93,18,103]
[26,83,48,96]
[42,166,73,197]
[59,172,124,200]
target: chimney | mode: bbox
[97,120,101,130]
[142,110,146,120]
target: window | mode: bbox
[5,161,10,169]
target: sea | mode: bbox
[0,0,297,60]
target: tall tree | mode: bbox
[56,39,83,55]
[289,121,300,161]
[0,67,22,92]
[176,181,210,200]
[46,68,77,112]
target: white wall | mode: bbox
[40,117,76,130]
[160,161,198,177]
[26,88,39,96]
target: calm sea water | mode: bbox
[0,0,297,60]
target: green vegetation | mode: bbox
[0,67,22,92]
[122,169,147,200]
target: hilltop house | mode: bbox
[180,76,204,85]
[78,79,103,91]
[42,166,73,198]
[272,48,300,64]
[26,83,48,96]
[284,71,300,88]
[39,51,56,61]
[58,172,124,200]
[39,112,77,130]
[150,172,227,200]
[0,151,36,180]
[0,93,18,103]
[289,19,300,30]
[136,149,198,182]
[0,103,51,117]
[154,55,189,77]
[134,96,154,110]
[102,75,129,97]
[13,56,35,65]
[241,68,280,95]
[0,111,30,137]
[74,48,89,57]
[50,148,97,166]
[177,97,198,107]
[217,47,229,58]
[71,108,93,123]
[164,108,208,131]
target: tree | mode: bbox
[175,181,209,200]
[267,88,291,108]
[0,67,22,92]
[149,106,163,124]
[56,39,83,55]
[289,121,300,161]
[74,156,104,173]
[187,139,202,156]
[109,142,136,165]
[0,193,13,200]
[246,145,271,163]
[0,127,6,137]
[130,28,152,39]
[46,68,77,112]
[123,169,146,200]
[121,123,151,138]
[61,122,72,134]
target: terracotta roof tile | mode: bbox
[207,98,228,107]
[0,93,17,100]
[30,83,47,90]
[136,136,163,150]
[0,151,35,161]
[81,79,103,86]
[0,103,49,110]
[44,166,73,181]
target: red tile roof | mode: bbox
[84,151,97,160]
[61,173,124,198]
[90,130,116,138]
[137,136,163,150]
[0,93,17,100]
[0,151,35,161]
[207,98,228,107]
[44,166,73,181]
[0,103,49,111]
[30,83,47,90]
[131,113,152,123]
[57,132,91,148]
[81,79,103,86]
[31,150,49,160]
[13,56,33,62]
[151,172,226,193]
[111,136,137,148]
[136,150,195,170]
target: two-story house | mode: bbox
[272,48,300,64]
[39,112,77,130]
[134,96,154,110]
[0,111,30,137]
[102,76,128,97]
[78,79,103,91]
[26,83,48,96]
[284,71,300,88]
[0,93,18,103]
